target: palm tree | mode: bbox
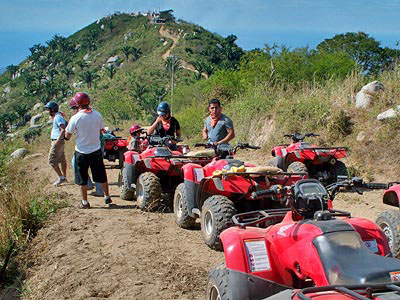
[60,65,74,79]
[108,20,116,33]
[47,68,58,81]
[104,65,117,79]
[6,65,19,79]
[202,61,214,78]
[165,55,181,114]
[131,47,142,61]
[133,82,147,103]
[79,70,99,88]
[122,46,131,60]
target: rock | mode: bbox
[33,102,43,111]
[355,81,385,108]
[355,91,374,108]
[83,53,90,61]
[377,109,399,121]
[107,55,119,63]
[4,86,11,94]
[100,24,105,30]
[23,153,44,161]
[6,133,15,138]
[73,81,83,88]
[96,19,100,24]
[356,131,366,142]
[75,44,81,50]
[163,41,168,46]
[28,125,42,130]
[361,81,384,94]
[30,113,43,127]
[11,148,28,159]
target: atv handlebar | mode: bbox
[284,132,320,142]
[250,185,289,200]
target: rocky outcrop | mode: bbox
[30,113,43,127]
[355,81,385,108]
[11,148,28,159]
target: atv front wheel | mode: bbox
[174,183,196,229]
[201,195,236,251]
[206,263,230,300]
[136,172,162,210]
[287,161,308,174]
[120,168,136,201]
[376,210,400,257]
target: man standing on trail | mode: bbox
[63,92,112,209]
[202,98,235,145]
[45,101,68,187]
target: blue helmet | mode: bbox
[45,101,59,112]
[157,101,170,116]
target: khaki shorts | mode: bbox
[48,140,66,166]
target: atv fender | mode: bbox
[123,162,136,188]
[182,163,203,217]
[383,185,400,208]
[123,150,140,164]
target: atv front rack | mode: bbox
[219,171,307,179]
[297,282,400,300]
[232,209,291,229]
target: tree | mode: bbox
[160,10,175,23]
[132,82,147,102]
[316,32,399,73]
[6,65,19,79]
[60,65,74,79]
[131,47,142,61]
[108,19,116,33]
[104,65,117,79]
[122,46,131,60]
[79,70,99,88]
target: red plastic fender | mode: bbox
[383,185,400,207]
[123,150,140,165]
[345,217,391,256]
[271,146,285,157]
[182,163,203,182]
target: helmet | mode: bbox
[74,92,90,107]
[129,124,142,135]
[69,97,78,109]
[157,102,170,116]
[45,101,59,112]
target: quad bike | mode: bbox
[376,182,400,258]
[270,132,349,185]
[120,135,213,209]
[103,128,128,169]
[174,142,307,250]
[206,177,398,300]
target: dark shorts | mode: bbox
[74,149,107,186]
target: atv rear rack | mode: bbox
[219,171,307,178]
[297,282,400,300]
[232,209,291,229]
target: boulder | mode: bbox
[4,86,11,94]
[356,131,366,142]
[11,148,28,159]
[33,102,43,111]
[100,24,105,30]
[6,133,15,139]
[355,91,374,108]
[107,55,119,63]
[377,109,399,121]
[83,53,90,61]
[361,81,384,94]
[355,81,385,108]
[30,113,43,127]
[75,44,81,50]
[28,124,42,130]
[96,19,100,24]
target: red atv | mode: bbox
[174,143,306,250]
[271,132,349,185]
[376,182,400,257]
[206,177,397,300]
[103,128,128,169]
[120,135,213,209]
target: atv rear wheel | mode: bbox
[136,172,162,211]
[206,263,231,300]
[376,210,400,257]
[120,168,136,201]
[333,161,348,180]
[174,183,196,229]
[287,161,308,174]
[201,195,236,251]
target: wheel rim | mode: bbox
[208,285,221,300]
[204,210,214,237]
[137,180,144,202]
[175,193,183,219]
[380,222,394,249]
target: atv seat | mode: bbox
[314,231,400,285]
[299,142,311,149]
[185,149,215,157]
[246,166,283,176]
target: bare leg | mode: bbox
[51,164,63,177]
[80,185,88,201]
[100,182,110,197]
[61,160,67,178]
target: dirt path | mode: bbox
[3,151,392,299]
[159,25,207,78]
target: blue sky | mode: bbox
[1,0,400,67]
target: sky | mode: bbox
[1,0,400,67]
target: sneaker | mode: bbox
[53,177,67,187]
[77,201,90,209]
[104,197,112,206]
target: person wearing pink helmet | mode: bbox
[127,124,145,151]
[63,92,112,209]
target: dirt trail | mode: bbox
[159,25,207,78]
[2,151,392,300]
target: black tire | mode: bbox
[136,172,162,210]
[376,210,400,257]
[201,195,236,251]
[206,263,231,300]
[120,168,136,201]
[174,183,196,229]
[334,161,348,180]
[118,149,125,169]
[287,161,308,175]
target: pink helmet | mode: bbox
[74,92,90,107]
[129,124,142,135]
[69,97,78,109]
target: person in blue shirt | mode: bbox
[45,101,67,187]
[202,98,235,145]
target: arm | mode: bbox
[56,123,66,142]
[217,128,235,144]
[147,117,161,135]
[202,125,208,141]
